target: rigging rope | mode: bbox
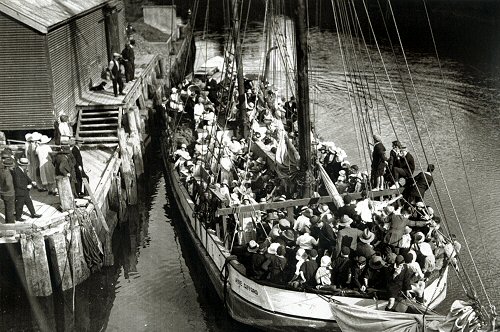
[420,0,494,308]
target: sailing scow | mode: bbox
[159,0,497,331]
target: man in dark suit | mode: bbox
[71,139,88,197]
[404,164,435,204]
[391,146,415,189]
[0,157,16,223]
[54,146,77,197]
[13,158,41,221]
[121,40,135,82]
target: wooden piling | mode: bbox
[118,128,137,205]
[127,108,144,177]
[20,233,52,296]
[47,232,73,291]
[56,175,74,211]
[68,217,90,286]
[103,210,118,266]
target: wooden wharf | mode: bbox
[0,24,194,296]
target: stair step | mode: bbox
[81,111,119,116]
[81,137,119,142]
[79,123,118,128]
[80,117,119,122]
[78,129,117,135]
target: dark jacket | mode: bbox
[13,166,32,197]
[0,168,15,196]
[400,153,415,177]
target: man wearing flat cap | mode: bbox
[108,52,125,97]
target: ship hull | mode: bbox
[160,137,448,331]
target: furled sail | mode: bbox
[330,301,444,332]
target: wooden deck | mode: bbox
[0,148,115,242]
[76,54,157,108]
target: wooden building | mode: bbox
[0,0,126,130]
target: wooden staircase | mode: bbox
[75,107,122,146]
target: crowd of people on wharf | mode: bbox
[0,120,88,223]
[162,70,462,311]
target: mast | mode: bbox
[263,0,276,82]
[294,0,314,198]
[231,0,246,138]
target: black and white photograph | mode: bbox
[0,0,498,331]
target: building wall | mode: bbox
[0,13,54,130]
[48,8,108,123]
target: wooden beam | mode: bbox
[83,178,109,233]
[215,188,400,216]
[216,195,335,216]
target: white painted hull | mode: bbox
[160,139,448,331]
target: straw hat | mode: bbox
[31,132,42,141]
[338,215,353,227]
[247,240,259,253]
[25,133,33,142]
[40,135,51,144]
[267,242,280,255]
[18,157,29,166]
[359,229,375,244]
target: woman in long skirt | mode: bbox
[36,135,56,194]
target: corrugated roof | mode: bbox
[0,0,109,33]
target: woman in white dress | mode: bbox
[36,135,56,194]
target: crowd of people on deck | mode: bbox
[163,67,461,312]
[0,123,88,223]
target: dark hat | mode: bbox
[282,229,295,242]
[343,195,353,205]
[2,157,14,167]
[395,255,405,265]
[341,246,350,256]
[392,140,402,148]
[369,255,386,270]
[355,256,367,264]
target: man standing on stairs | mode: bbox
[108,53,125,97]
[71,138,88,198]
